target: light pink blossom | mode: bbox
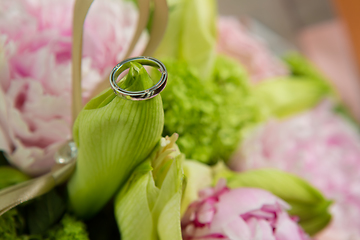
[181,180,310,240]
[217,17,288,83]
[230,100,360,239]
[0,0,146,175]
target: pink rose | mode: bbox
[181,180,310,240]
[217,17,289,83]
[0,0,146,175]
[230,100,360,239]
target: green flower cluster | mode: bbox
[161,56,260,164]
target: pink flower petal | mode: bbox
[232,100,360,237]
[182,184,307,240]
[274,212,310,240]
[0,0,146,174]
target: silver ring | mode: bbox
[110,56,167,101]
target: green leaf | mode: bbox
[25,190,66,235]
[299,211,332,236]
[0,166,30,190]
[216,168,326,204]
[287,199,332,221]
[0,151,9,167]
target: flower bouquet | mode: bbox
[0,0,359,239]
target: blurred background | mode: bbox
[218,0,360,121]
[218,0,334,42]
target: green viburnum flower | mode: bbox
[161,56,259,164]
[155,0,217,79]
[213,163,332,236]
[45,214,89,240]
[0,209,25,240]
[67,62,164,218]
[114,134,184,240]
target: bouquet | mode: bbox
[0,0,359,239]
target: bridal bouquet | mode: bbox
[0,0,359,239]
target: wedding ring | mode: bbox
[110,56,167,100]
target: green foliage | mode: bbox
[0,209,88,240]
[0,209,25,240]
[0,166,30,190]
[25,190,66,235]
[0,151,9,167]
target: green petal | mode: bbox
[151,157,183,239]
[114,135,183,240]
[115,161,155,240]
[158,191,182,239]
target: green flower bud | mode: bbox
[67,62,164,218]
[252,77,331,119]
[214,164,332,236]
[154,0,217,79]
[284,52,337,96]
[114,134,183,240]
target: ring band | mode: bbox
[110,56,168,101]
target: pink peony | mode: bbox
[230,100,360,239]
[0,0,146,175]
[217,17,288,83]
[181,180,310,240]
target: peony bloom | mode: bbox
[217,17,289,83]
[0,0,146,175]
[181,180,310,240]
[231,100,360,239]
